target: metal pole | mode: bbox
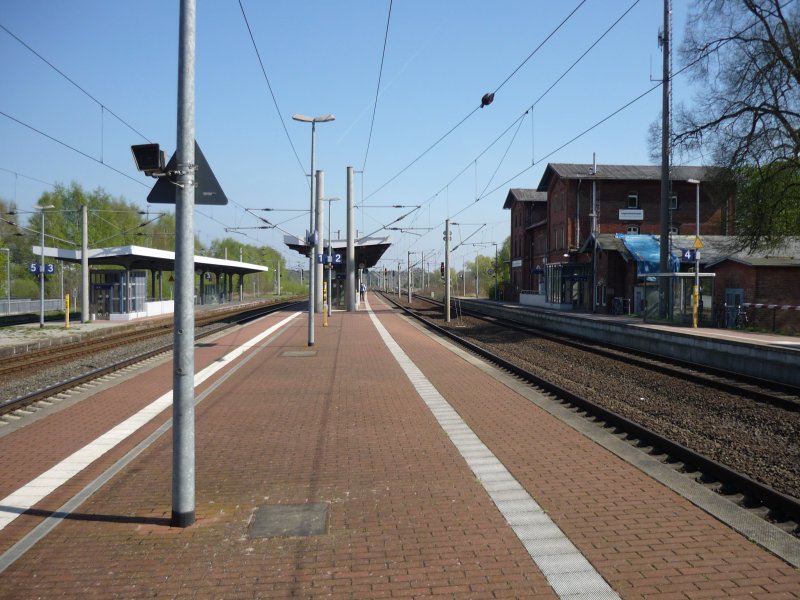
[420,252,423,293]
[315,170,324,314]
[407,251,412,303]
[475,251,479,298]
[694,180,700,328]
[172,0,196,528]
[445,219,451,322]
[494,244,500,300]
[658,0,672,319]
[308,122,316,346]
[2,248,9,315]
[81,204,89,322]
[346,166,355,311]
[39,209,45,328]
[591,154,597,313]
[327,198,332,317]
[277,260,281,296]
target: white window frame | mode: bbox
[626,225,640,235]
[627,193,639,208]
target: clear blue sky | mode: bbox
[0,0,693,270]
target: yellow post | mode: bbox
[65,293,70,330]
[323,281,328,327]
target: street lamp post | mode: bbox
[36,204,54,327]
[293,113,335,346]
[688,178,701,327]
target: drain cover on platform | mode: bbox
[249,503,329,538]
[281,350,318,357]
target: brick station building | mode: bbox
[503,163,800,332]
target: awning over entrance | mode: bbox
[616,234,679,278]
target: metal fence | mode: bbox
[0,299,65,316]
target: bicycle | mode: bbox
[734,305,749,329]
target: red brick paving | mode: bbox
[0,296,797,598]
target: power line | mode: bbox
[400,0,645,225]
[0,22,151,143]
[492,0,587,97]
[362,0,393,172]
[0,109,149,188]
[0,167,56,189]
[365,0,588,201]
[237,0,308,187]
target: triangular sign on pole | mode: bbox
[147,141,228,205]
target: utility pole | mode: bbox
[172,0,196,528]
[346,166,355,311]
[591,153,598,313]
[658,0,672,319]
[81,204,89,322]
[407,251,412,303]
[444,219,451,322]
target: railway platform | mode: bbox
[0,292,798,598]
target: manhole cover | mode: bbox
[281,350,318,357]
[249,503,329,538]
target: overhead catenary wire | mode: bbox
[0,110,149,188]
[0,22,151,143]
[393,0,652,236]
[362,0,393,172]
[238,0,308,189]
[365,0,589,202]
[1,16,286,253]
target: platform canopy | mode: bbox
[33,244,268,275]
[283,235,391,269]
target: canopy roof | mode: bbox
[33,244,268,274]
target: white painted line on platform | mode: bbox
[365,298,620,600]
[0,312,301,531]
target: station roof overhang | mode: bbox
[283,235,392,269]
[33,244,269,275]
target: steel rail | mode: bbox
[419,295,800,412]
[0,300,304,416]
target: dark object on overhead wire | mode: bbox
[481,92,495,108]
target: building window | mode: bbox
[627,193,639,208]
[670,194,678,210]
[669,225,680,235]
[626,225,640,235]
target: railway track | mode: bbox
[380,291,800,534]
[426,295,800,413]
[0,299,305,418]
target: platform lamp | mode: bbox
[36,204,55,327]
[292,113,335,346]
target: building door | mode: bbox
[725,288,744,328]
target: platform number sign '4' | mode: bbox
[682,248,696,262]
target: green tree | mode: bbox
[675,0,800,250]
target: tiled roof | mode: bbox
[503,188,547,209]
[537,163,719,191]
